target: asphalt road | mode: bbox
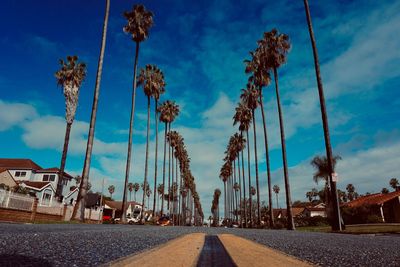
[0,223,399,266]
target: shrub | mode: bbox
[341,204,381,224]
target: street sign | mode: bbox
[331,172,338,182]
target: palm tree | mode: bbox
[240,83,262,226]
[128,182,134,201]
[138,64,166,218]
[157,183,164,212]
[108,185,115,199]
[311,155,341,223]
[158,100,179,214]
[233,102,252,227]
[245,47,274,228]
[311,155,342,185]
[346,184,355,201]
[381,188,389,194]
[55,55,86,202]
[71,0,110,221]
[306,191,313,202]
[257,28,294,229]
[121,4,154,223]
[146,189,152,211]
[273,185,280,209]
[134,182,140,201]
[303,0,342,231]
[389,178,399,191]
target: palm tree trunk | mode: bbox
[252,109,261,227]
[72,0,109,221]
[246,130,252,227]
[259,91,274,228]
[303,0,342,231]
[273,67,295,230]
[240,132,247,228]
[129,191,132,201]
[171,150,174,224]
[276,193,279,209]
[57,122,72,200]
[233,160,238,223]
[178,163,182,226]
[224,181,227,220]
[237,157,243,227]
[141,96,151,222]
[167,123,171,211]
[152,100,159,217]
[161,122,167,215]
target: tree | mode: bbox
[134,182,140,201]
[389,178,399,191]
[245,44,274,228]
[121,4,154,223]
[108,185,115,199]
[138,64,166,218]
[306,191,313,202]
[240,83,262,227]
[71,0,110,221]
[55,55,86,201]
[257,28,294,230]
[311,155,341,185]
[233,102,252,227]
[128,182,134,201]
[346,184,356,201]
[273,185,280,209]
[381,188,389,194]
[158,100,179,215]
[303,0,342,231]
[157,183,164,212]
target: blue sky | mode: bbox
[0,0,399,217]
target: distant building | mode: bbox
[0,158,74,202]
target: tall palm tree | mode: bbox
[233,102,252,227]
[273,184,280,209]
[71,0,110,221]
[128,182,134,201]
[346,184,355,201]
[245,49,274,228]
[108,185,115,199]
[55,55,86,202]
[389,178,399,191]
[134,182,140,201]
[157,183,164,212]
[240,83,262,227]
[138,64,166,219]
[257,28,294,230]
[158,100,180,214]
[121,4,154,223]
[303,0,342,231]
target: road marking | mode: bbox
[105,233,205,267]
[218,234,314,267]
[197,235,236,267]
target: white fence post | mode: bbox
[5,190,11,208]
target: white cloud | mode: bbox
[0,100,38,131]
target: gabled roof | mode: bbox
[0,159,42,170]
[105,200,142,210]
[18,180,54,192]
[36,167,73,179]
[273,207,304,217]
[344,191,400,208]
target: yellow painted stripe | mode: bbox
[105,233,205,267]
[218,234,315,267]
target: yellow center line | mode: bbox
[104,233,205,267]
[218,234,315,267]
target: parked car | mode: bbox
[113,208,142,224]
[157,215,170,226]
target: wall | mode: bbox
[0,207,62,223]
[0,171,17,187]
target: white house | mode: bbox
[18,181,57,206]
[0,158,74,199]
[302,203,327,218]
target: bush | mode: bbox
[295,216,329,227]
[341,204,381,224]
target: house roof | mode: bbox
[0,158,42,170]
[343,191,400,208]
[273,207,304,217]
[18,180,53,191]
[36,167,73,179]
[105,200,141,210]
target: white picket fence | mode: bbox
[0,189,34,211]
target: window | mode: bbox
[62,179,68,186]
[15,171,26,177]
[43,174,56,182]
